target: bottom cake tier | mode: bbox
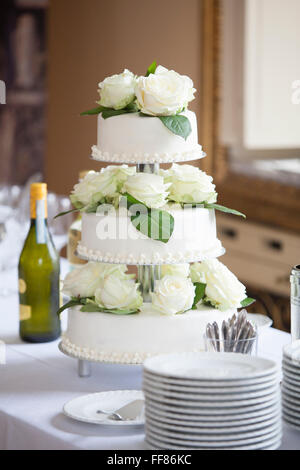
[61,304,236,364]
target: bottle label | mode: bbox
[19,304,31,321]
[18,279,26,294]
[36,199,46,244]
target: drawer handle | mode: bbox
[221,228,237,239]
[267,240,283,251]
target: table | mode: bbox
[0,260,299,450]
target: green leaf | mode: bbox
[80,303,103,312]
[53,208,80,219]
[80,106,104,116]
[80,303,139,315]
[145,61,157,76]
[123,193,174,243]
[159,115,192,140]
[192,282,206,309]
[57,299,82,316]
[240,297,256,308]
[101,108,130,119]
[203,203,246,219]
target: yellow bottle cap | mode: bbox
[30,183,48,218]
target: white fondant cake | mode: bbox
[61,304,236,364]
[78,206,225,265]
[91,110,205,164]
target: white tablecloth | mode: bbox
[0,260,299,450]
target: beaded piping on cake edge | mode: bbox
[60,335,203,364]
[76,242,226,265]
[91,145,206,164]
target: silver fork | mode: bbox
[96,409,123,420]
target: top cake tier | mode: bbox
[91,110,205,165]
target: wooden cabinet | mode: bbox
[217,214,300,297]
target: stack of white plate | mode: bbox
[282,340,300,430]
[143,352,282,450]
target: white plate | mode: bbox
[282,416,300,431]
[282,409,300,425]
[145,434,282,451]
[145,413,280,435]
[281,380,300,394]
[282,370,300,384]
[145,393,280,415]
[282,360,300,374]
[145,426,281,448]
[146,402,281,426]
[248,313,273,329]
[143,382,279,401]
[63,390,144,426]
[144,352,277,381]
[282,384,300,400]
[143,375,278,394]
[144,389,280,409]
[283,341,300,365]
[282,402,300,416]
[144,369,279,388]
[281,390,300,407]
[145,420,281,442]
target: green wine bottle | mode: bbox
[18,183,61,343]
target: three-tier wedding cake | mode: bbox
[58,64,253,364]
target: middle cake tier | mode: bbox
[77,206,225,265]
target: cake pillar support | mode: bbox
[136,162,161,302]
[138,265,161,302]
[78,359,91,377]
[136,163,159,175]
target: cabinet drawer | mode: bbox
[220,251,290,297]
[217,214,300,267]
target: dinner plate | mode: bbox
[145,420,281,442]
[145,394,280,415]
[145,434,282,451]
[143,382,278,401]
[145,402,281,426]
[143,375,279,395]
[63,390,144,426]
[282,410,300,426]
[282,416,300,431]
[144,369,279,387]
[145,426,281,448]
[282,370,300,384]
[283,341,300,364]
[282,361,300,375]
[282,404,300,417]
[145,413,280,435]
[282,384,300,400]
[281,380,300,394]
[144,352,278,381]
[144,389,280,409]
[281,390,300,407]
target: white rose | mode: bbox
[135,65,196,116]
[151,275,195,315]
[70,165,136,209]
[161,163,217,204]
[161,264,190,278]
[62,262,129,298]
[98,69,136,110]
[95,275,143,310]
[190,259,247,311]
[122,173,170,209]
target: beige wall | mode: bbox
[46,0,202,194]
